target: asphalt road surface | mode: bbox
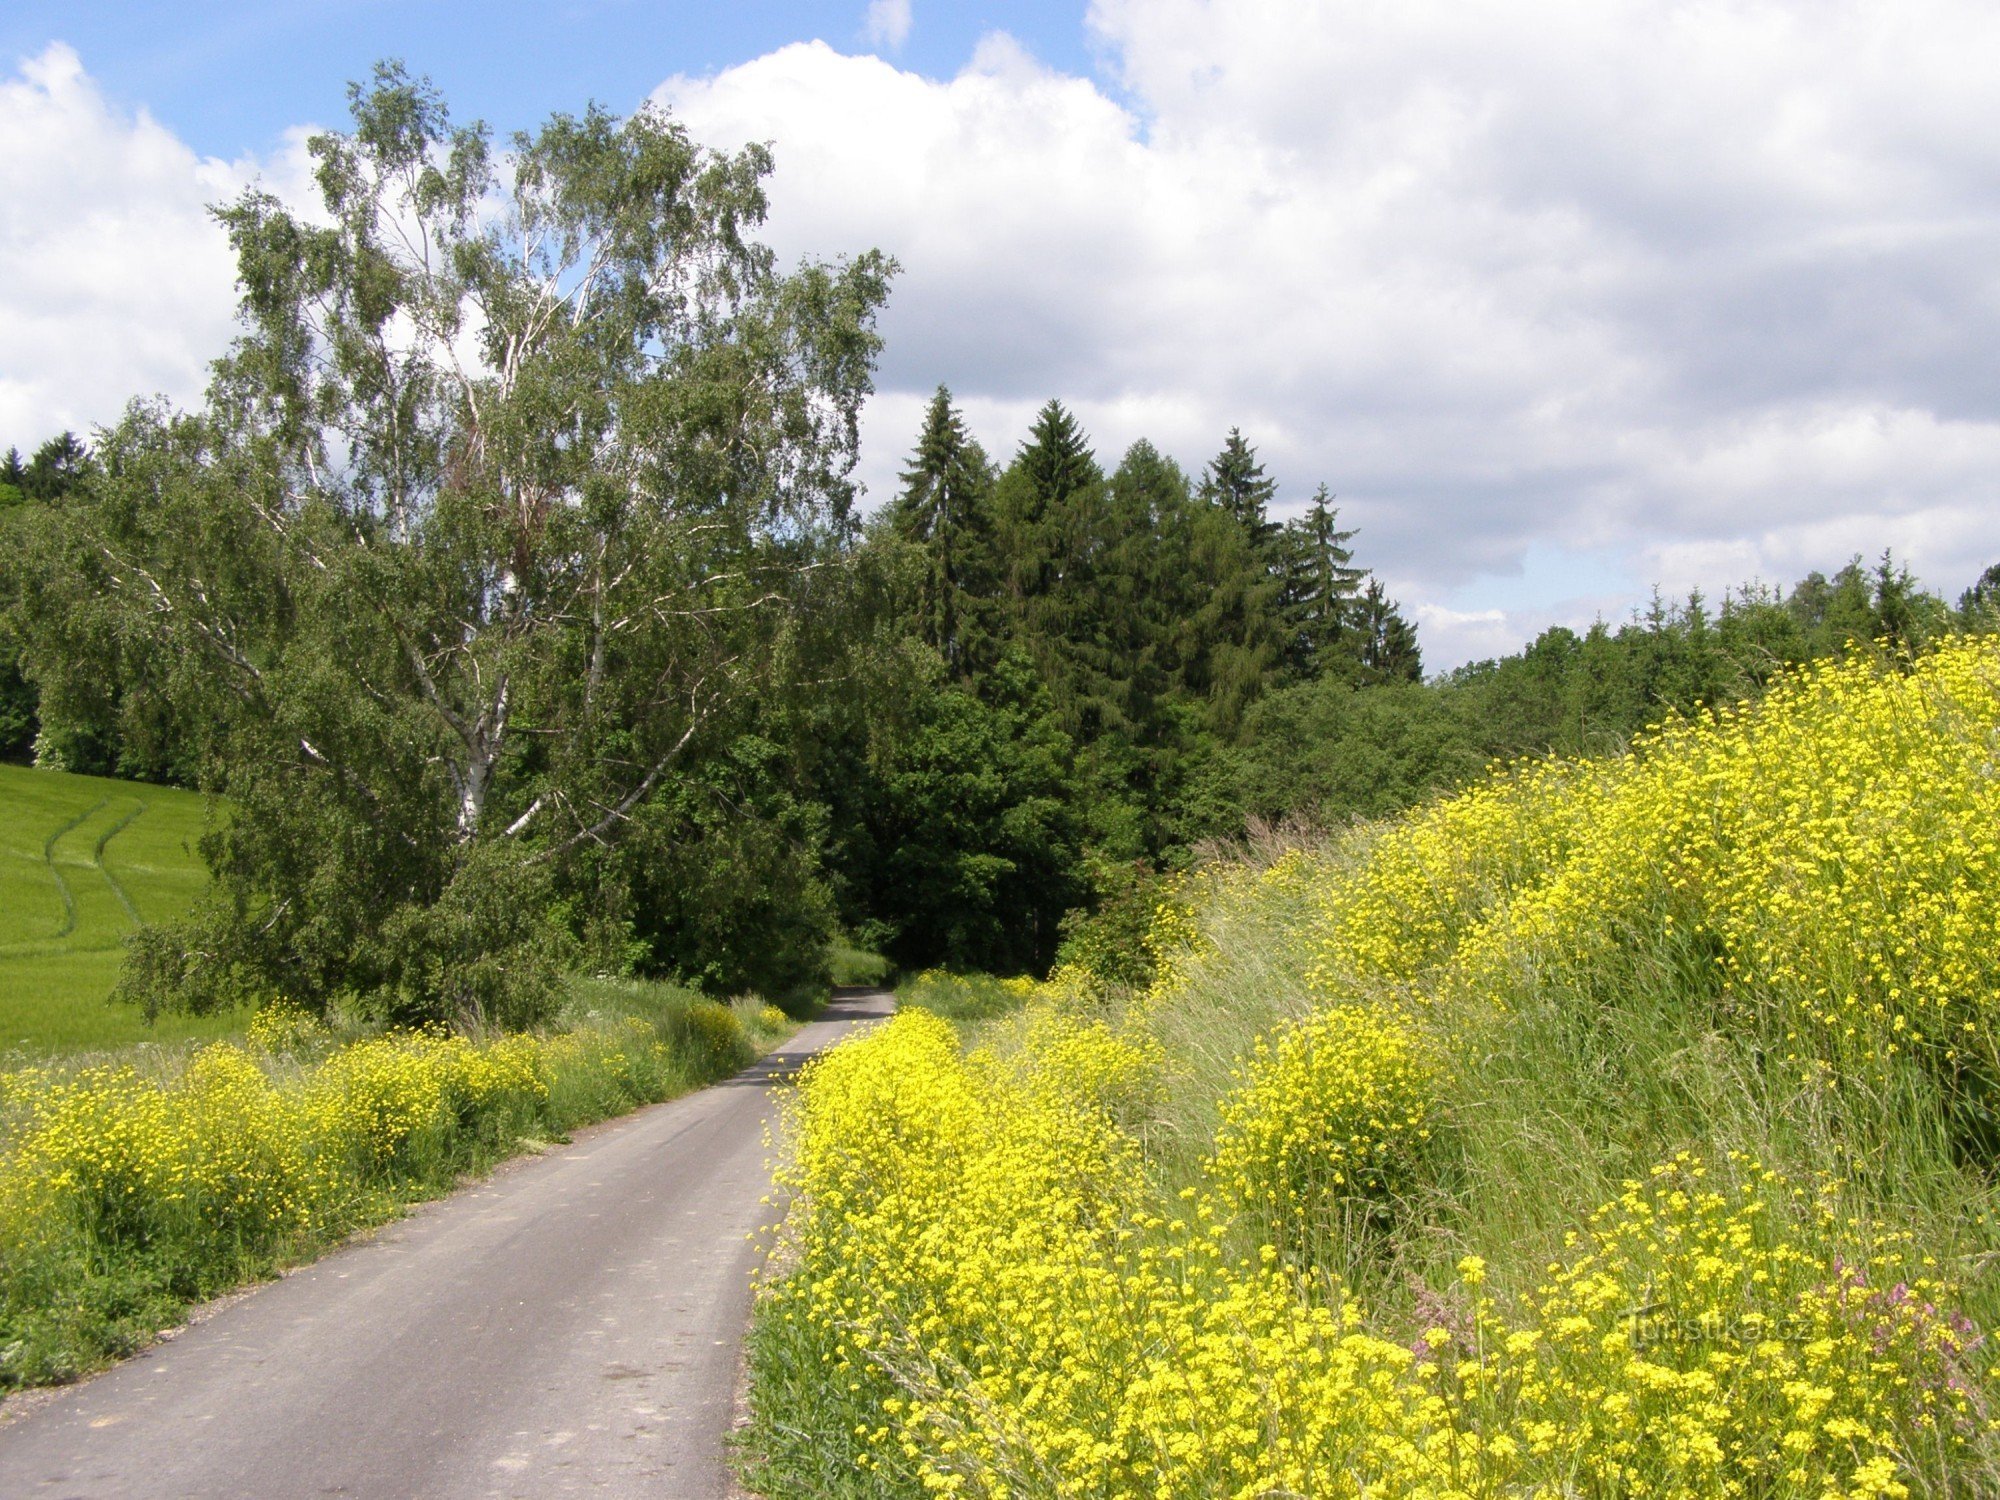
[0,989,893,1500]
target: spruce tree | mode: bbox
[1355,579,1423,682]
[993,400,1102,602]
[1199,428,1280,556]
[22,433,90,502]
[1278,484,1365,678]
[890,386,995,676]
[990,401,1122,736]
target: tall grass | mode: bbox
[892,968,1036,1022]
[0,979,791,1392]
[743,638,2000,1498]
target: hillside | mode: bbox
[0,764,236,1052]
[747,638,2000,1498]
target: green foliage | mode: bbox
[0,447,25,504]
[0,659,33,766]
[841,655,1087,975]
[1237,556,1980,831]
[20,433,91,503]
[592,731,836,1011]
[1275,484,1365,679]
[1199,426,1280,554]
[1236,677,1486,823]
[13,66,890,1027]
[887,386,997,677]
[831,410,1407,967]
[1053,860,1168,990]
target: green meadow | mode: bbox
[0,763,242,1053]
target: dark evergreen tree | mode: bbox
[1960,562,2000,623]
[1199,427,1281,555]
[1278,485,1364,679]
[888,385,996,676]
[1355,579,1423,683]
[992,400,1099,602]
[990,401,1121,736]
[22,432,90,501]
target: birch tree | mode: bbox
[37,64,891,1024]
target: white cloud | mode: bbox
[659,4,2000,667]
[12,17,2000,671]
[0,45,266,445]
[864,0,913,51]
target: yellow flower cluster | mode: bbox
[759,641,2000,1497]
[1138,874,1205,1004]
[1302,758,1609,998]
[0,1029,553,1257]
[678,999,749,1066]
[1207,1004,1442,1258]
[768,1008,1448,1499]
[246,997,329,1054]
[770,1014,1989,1498]
[1462,1154,1987,1498]
[0,1002,741,1386]
[1297,638,2000,1093]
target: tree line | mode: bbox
[2,66,1993,1026]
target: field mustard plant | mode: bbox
[0,991,784,1388]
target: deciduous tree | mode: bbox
[30,64,891,1023]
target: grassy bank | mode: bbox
[0,764,240,1053]
[743,638,2000,1499]
[0,979,793,1393]
[891,968,1037,1022]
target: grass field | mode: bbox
[0,763,242,1053]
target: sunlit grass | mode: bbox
[0,764,236,1054]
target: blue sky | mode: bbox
[6,2,1999,669]
[0,2,1100,157]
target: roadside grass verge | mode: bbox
[829,943,895,988]
[891,968,1034,1023]
[742,638,2000,1498]
[0,977,794,1394]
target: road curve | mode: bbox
[0,989,893,1500]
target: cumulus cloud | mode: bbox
[0,45,279,446]
[864,0,913,51]
[659,2,2000,665]
[12,15,2000,669]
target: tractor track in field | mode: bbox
[89,799,148,927]
[33,796,104,942]
[9,797,150,956]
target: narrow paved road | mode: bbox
[0,989,892,1500]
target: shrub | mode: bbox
[1207,1003,1443,1265]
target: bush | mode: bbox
[829,942,893,987]
[1207,1003,1444,1267]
